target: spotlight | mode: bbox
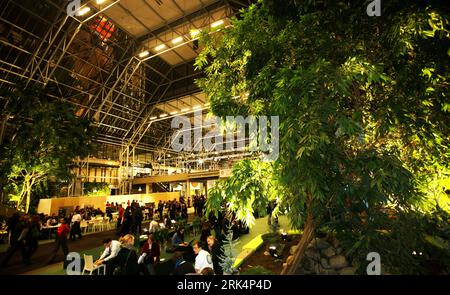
[269,245,278,257]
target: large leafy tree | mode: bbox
[197,0,449,274]
[0,85,95,213]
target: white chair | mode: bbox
[82,254,106,275]
[102,217,110,231]
[93,219,102,232]
[80,220,88,234]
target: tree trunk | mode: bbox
[281,210,315,275]
[25,183,31,214]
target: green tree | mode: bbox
[196,0,449,274]
[0,85,95,213]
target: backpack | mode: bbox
[113,250,132,275]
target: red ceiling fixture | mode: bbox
[90,16,116,43]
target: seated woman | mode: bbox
[138,234,160,275]
[171,228,188,251]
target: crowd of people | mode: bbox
[92,232,224,275]
[0,194,253,274]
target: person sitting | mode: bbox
[172,251,195,275]
[171,228,188,251]
[148,218,160,233]
[200,267,215,275]
[193,241,214,274]
[138,234,160,275]
[95,238,121,275]
[207,235,223,275]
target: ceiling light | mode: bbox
[211,20,224,28]
[170,111,178,115]
[96,0,107,4]
[193,105,201,110]
[76,6,91,16]
[138,50,149,58]
[159,114,168,118]
[150,116,157,120]
[181,108,190,112]
[204,103,210,106]
[154,44,167,51]
[190,29,200,38]
[172,36,183,44]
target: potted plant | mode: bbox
[154,228,169,252]
[219,227,239,275]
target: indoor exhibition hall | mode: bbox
[0,0,449,277]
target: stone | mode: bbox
[314,263,322,274]
[320,258,330,269]
[302,257,313,271]
[336,247,343,255]
[322,247,336,258]
[305,249,320,260]
[339,267,356,275]
[290,245,298,255]
[313,238,331,250]
[329,255,348,269]
[332,238,340,249]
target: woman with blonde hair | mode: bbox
[112,234,139,275]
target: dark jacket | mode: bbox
[113,246,139,275]
[209,241,224,275]
[173,260,196,275]
[142,241,160,264]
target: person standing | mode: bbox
[116,204,124,230]
[70,210,82,240]
[5,213,20,245]
[1,214,30,266]
[48,218,70,264]
[23,215,41,265]
[132,204,143,235]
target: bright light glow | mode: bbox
[181,108,190,112]
[159,114,168,118]
[190,29,200,38]
[150,116,157,120]
[211,20,224,28]
[172,36,183,44]
[170,111,178,115]
[138,50,149,58]
[138,187,142,192]
[154,44,167,51]
[204,102,210,106]
[96,0,107,4]
[193,105,201,110]
[76,6,91,16]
